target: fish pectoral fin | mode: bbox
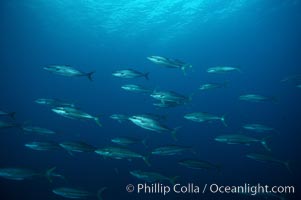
[45,167,57,183]
[86,71,95,81]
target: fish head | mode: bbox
[24,143,36,148]
[112,72,120,76]
[51,107,66,114]
[207,68,215,73]
[110,114,119,119]
[214,136,226,142]
[43,66,53,71]
[44,66,61,72]
[129,170,140,176]
[129,115,140,120]
[146,56,164,63]
[184,114,197,120]
[246,154,257,160]
[199,85,206,90]
[150,92,164,99]
[111,138,122,143]
[59,143,71,150]
[183,114,191,119]
[95,149,110,156]
[35,99,47,104]
[128,116,142,123]
[112,70,126,77]
[121,85,131,90]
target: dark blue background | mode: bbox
[0,0,300,199]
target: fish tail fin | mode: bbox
[87,71,95,81]
[9,112,16,120]
[144,72,150,80]
[45,167,57,183]
[97,187,108,200]
[169,176,180,185]
[94,117,102,127]
[221,115,227,127]
[261,136,272,151]
[171,126,181,141]
[143,155,151,166]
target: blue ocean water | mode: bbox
[0,0,300,199]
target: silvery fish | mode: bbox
[239,94,276,103]
[25,141,61,151]
[44,65,95,81]
[130,170,179,184]
[147,56,192,74]
[59,141,96,155]
[184,112,227,126]
[0,167,63,182]
[151,145,195,156]
[246,153,291,173]
[52,107,102,127]
[22,125,56,135]
[0,120,19,129]
[199,82,227,91]
[153,101,180,108]
[121,84,152,93]
[281,74,301,83]
[0,110,16,119]
[214,134,271,151]
[111,136,147,147]
[95,146,150,166]
[53,187,107,200]
[35,98,76,108]
[243,124,275,133]
[110,114,129,123]
[207,66,241,73]
[112,69,149,80]
[128,115,180,140]
[178,159,221,171]
[150,90,191,105]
